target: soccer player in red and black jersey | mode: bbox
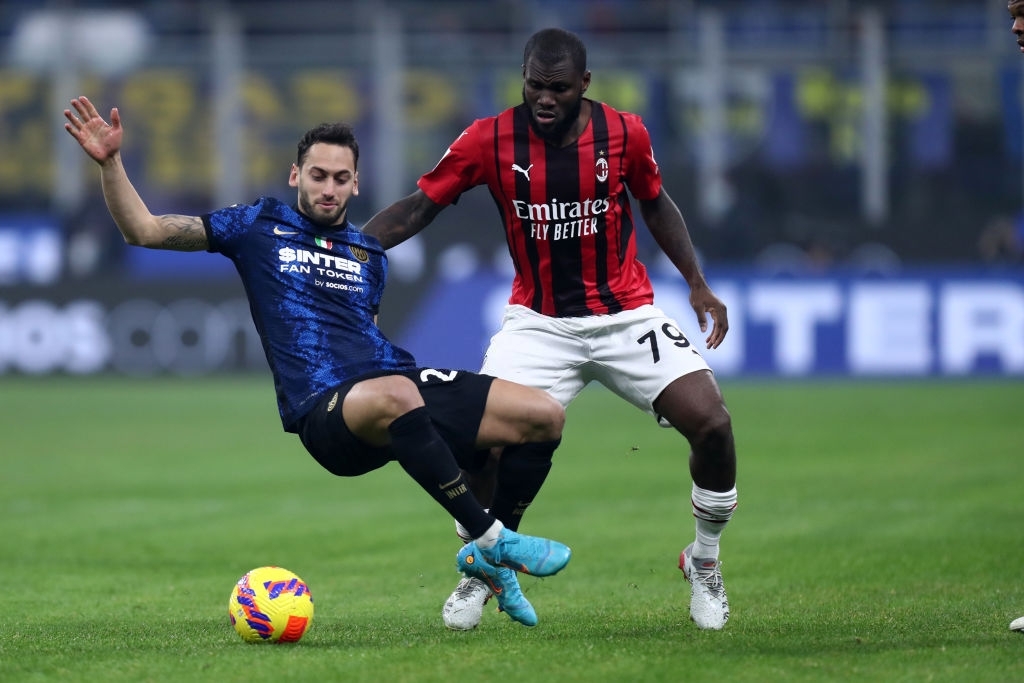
[363,27,736,631]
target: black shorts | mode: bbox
[295,368,495,477]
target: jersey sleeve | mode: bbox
[416,119,490,206]
[622,112,663,202]
[203,200,263,256]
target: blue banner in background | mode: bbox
[396,268,1024,378]
[0,214,62,286]
[3,267,1022,378]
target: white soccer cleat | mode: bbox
[1011,616,1024,632]
[442,575,493,630]
[679,543,730,630]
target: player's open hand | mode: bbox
[690,284,729,349]
[64,96,122,164]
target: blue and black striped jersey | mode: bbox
[204,197,416,431]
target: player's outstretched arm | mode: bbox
[639,189,729,349]
[63,96,207,252]
[361,189,444,249]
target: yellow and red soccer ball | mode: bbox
[228,566,314,643]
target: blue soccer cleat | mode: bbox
[457,543,537,627]
[479,528,572,577]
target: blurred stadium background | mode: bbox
[2,0,1023,378]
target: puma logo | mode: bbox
[511,163,533,181]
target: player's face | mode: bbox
[289,143,359,227]
[1012,0,1024,51]
[522,56,590,144]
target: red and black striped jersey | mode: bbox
[418,100,661,318]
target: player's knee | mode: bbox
[355,375,423,421]
[531,391,565,442]
[693,404,733,456]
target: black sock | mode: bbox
[489,439,559,532]
[388,407,493,539]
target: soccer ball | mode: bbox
[228,566,314,643]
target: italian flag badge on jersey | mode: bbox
[315,237,333,250]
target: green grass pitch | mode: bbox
[1,376,1022,682]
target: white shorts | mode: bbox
[480,304,711,422]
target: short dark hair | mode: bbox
[523,28,587,74]
[296,123,359,168]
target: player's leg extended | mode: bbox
[343,375,494,537]
[301,373,570,628]
[594,305,736,630]
[475,378,564,531]
[445,308,584,629]
[346,373,570,572]
[473,310,585,526]
[653,369,737,542]
[655,370,737,630]
[445,379,568,628]
[395,369,571,627]
[446,439,560,630]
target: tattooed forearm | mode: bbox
[159,214,208,251]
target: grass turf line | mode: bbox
[1,376,1022,682]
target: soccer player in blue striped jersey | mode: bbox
[64,95,571,627]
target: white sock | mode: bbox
[474,519,504,550]
[690,483,737,560]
